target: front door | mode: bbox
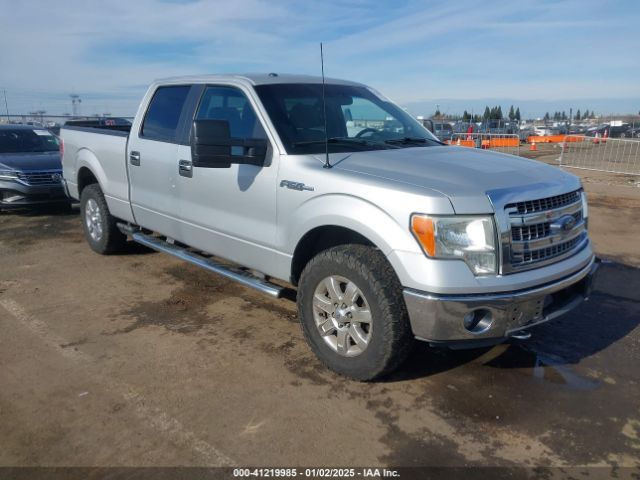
[175,85,279,273]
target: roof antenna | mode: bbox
[320,42,331,169]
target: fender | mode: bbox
[284,193,423,256]
[74,148,135,223]
[75,148,108,194]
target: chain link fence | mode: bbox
[559,135,640,175]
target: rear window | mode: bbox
[0,129,59,153]
[141,86,190,142]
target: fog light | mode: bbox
[463,308,493,334]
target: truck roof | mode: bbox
[153,73,365,88]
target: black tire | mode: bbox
[79,184,126,254]
[297,245,415,381]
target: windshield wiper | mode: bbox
[293,137,370,147]
[293,137,401,150]
[384,137,428,145]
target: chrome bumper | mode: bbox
[403,256,599,345]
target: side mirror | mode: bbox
[191,119,268,169]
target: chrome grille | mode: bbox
[516,234,584,264]
[511,211,581,242]
[16,170,62,186]
[505,190,587,272]
[511,223,550,242]
[508,190,581,215]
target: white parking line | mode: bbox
[0,298,236,467]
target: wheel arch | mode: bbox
[77,165,99,195]
[75,148,107,196]
[290,225,376,285]
[287,195,420,285]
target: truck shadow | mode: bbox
[387,261,640,382]
[0,203,77,217]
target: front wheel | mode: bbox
[297,245,414,381]
[80,184,126,254]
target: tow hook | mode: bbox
[510,331,532,340]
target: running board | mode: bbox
[130,232,284,298]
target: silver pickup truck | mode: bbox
[61,74,598,380]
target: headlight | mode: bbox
[0,170,19,181]
[411,214,497,275]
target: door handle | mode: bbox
[130,151,141,166]
[178,159,193,178]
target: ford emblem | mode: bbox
[550,214,576,234]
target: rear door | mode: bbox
[127,85,191,237]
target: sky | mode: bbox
[1,0,639,119]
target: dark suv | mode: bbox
[0,125,70,209]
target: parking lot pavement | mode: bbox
[0,202,639,469]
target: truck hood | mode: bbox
[0,151,62,172]
[331,145,580,213]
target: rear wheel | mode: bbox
[80,184,126,254]
[297,245,414,381]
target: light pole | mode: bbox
[2,89,9,121]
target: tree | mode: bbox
[515,107,521,121]
[497,106,503,120]
[583,109,589,118]
[575,109,581,121]
[483,106,490,120]
[544,112,550,122]
[462,110,471,121]
[434,108,441,117]
[508,105,515,121]
[561,111,567,120]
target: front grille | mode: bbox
[507,190,580,215]
[512,233,586,266]
[505,189,586,272]
[512,223,550,242]
[511,211,582,242]
[16,171,62,186]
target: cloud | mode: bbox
[0,0,638,115]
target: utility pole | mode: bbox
[2,89,9,121]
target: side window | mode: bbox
[196,86,266,139]
[141,86,190,142]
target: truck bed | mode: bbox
[61,126,134,223]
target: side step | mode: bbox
[130,232,285,298]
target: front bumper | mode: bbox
[403,256,599,346]
[0,180,69,208]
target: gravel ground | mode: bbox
[0,166,639,473]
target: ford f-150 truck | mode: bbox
[61,74,598,380]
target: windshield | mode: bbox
[0,129,59,154]
[254,83,440,154]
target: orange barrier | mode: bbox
[446,139,475,147]
[489,137,519,147]
[527,135,586,144]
